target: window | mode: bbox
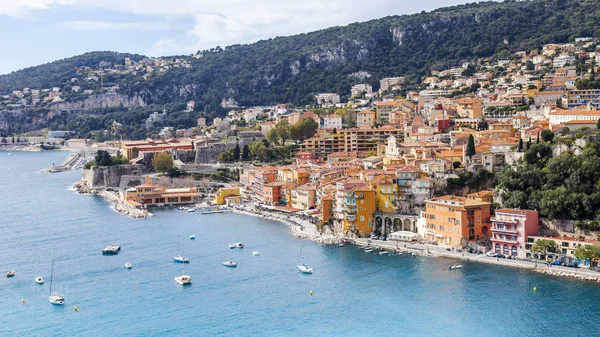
[360,216,364,221]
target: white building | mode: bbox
[351,84,373,97]
[553,53,576,68]
[323,114,342,130]
[549,108,600,127]
[315,93,341,106]
[380,77,404,91]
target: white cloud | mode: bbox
[1,0,479,56]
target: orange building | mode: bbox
[424,195,492,247]
[343,187,376,237]
[125,177,200,207]
[121,139,194,160]
[489,122,515,138]
[321,194,334,223]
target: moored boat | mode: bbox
[35,276,44,284]
[252,251,260,256]
[6,270,15,277]
[449,264,462,270]
[48,258,64,305]
[229,242,244,249]
[298,264,313,274]
[102,245,121,255]
[189,234,196,240]
[125,263,132,269]
[223,261,237,267]
[174,274,192,285]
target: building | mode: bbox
[525,235,600,264]
[357,110,376,127]
[314,93,341,106]
[424,195,492,247]
[380,77,404,91]
[343,186,376,236]
[145,111,167,128]
[214,187,242,205]
[323,114,342,130]
[291,183,317,210]
[375,101,398,124]
[351,84,373,97]
[47,130,74,138]
[548,108,600,127]
[121,139,194,160]
[125,177,200,207]
[197,117,206,128]
[489,122,515,138]
[491,209,539,258]
[563,89,600,110]
[455,98,483,118]
[374,180,398,213]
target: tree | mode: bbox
[167,167,183,178]
[466,134,476,159]
[574,245,600,266]
[290,117,318,142]
[241,144,250,161]
[541,129,554,143]
[152,152,174,173]
[530,239,557,260]
[249,140,268,161]
[518,138,523,152]
[266,128,281,146]
[536,132,540,144]
[233,143,240,161]
[1,137,6,143]
[526,137,532,150]
[452,161,461,169]
[95,150,112,167]
[217,149,234,162]
[596,118,600,131]
[333,127,338,134]
[275,120,291,146]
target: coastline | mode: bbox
[227,205,600,283]
[0,145,43,152]
[73,181,153,219]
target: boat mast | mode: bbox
[49,258,54,295]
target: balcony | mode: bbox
[491,226,518,234]
[344,205,357,214]
[491,235,517,244]
[490,217,518,224]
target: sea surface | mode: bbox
[1,151,600,336]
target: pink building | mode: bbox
[491,209,539,258]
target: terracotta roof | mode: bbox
[549,109,600,116]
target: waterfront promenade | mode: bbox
[226,202,600,283]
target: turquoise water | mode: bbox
[1,152,600,336]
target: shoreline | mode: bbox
[228,205,600,283]
[73,181,153,219]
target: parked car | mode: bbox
[567,262,579,268]
[370,235,378,240]
[486,251,497,257]
[496,254,506,259]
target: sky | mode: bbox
[0,0,480,75]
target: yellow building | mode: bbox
[215,187,242,205]
[374,181,398,213]
[343,187,376,237]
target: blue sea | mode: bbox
[1,151,600,336]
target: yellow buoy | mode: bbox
[21,299,25,303]
[310,290,313,295]
[533,287,537,292]
[74,306,78,311]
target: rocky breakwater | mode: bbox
[534,267,600,282]
[73,181,152,219]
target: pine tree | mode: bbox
[527,137,532,150]
[233,143,240,161]
[241,144,250,161]
[536,132,540,144]
[466,134,476,159]
[518,138,523,152]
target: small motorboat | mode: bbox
[364,248,373,253]
[229,242,244,249]
[449,264,463,270]
[174,274,192,286]
[338,243,345,247]
[174,255,190,263]
[102,245,121,255]
[125,263,132,269]
[223,261,237,267]
[35,276,44,284]
[298,264,313,274]
[189,234,196,240]
[379,251,390,255]
[411,252,417,256]
[187,208,196,213]
[252,251,260,256]
[6,270,15,277]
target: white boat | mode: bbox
[6,270,14,277]
[229,242,244,249]
[449,264,463,270]
[174,273,192,286]
[102,245,121,255]
[379,251,390,255]
[125,263,132,269]
[338,243,345,247]
[411,252,417,256]
[298,264,313,274]
[252,251,260,256]
[364,248,373,253]
[174,236,190,263]
[189,234,196,240]
[187,208,196,213]
[222,261,237,267]
[48,258,64,305]
[35,276,44,284]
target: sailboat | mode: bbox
[174,236,190,263]
[297,243,313,274]
[48,258,65,305]
[174,266,192,286]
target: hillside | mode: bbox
[1,0,600,135]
